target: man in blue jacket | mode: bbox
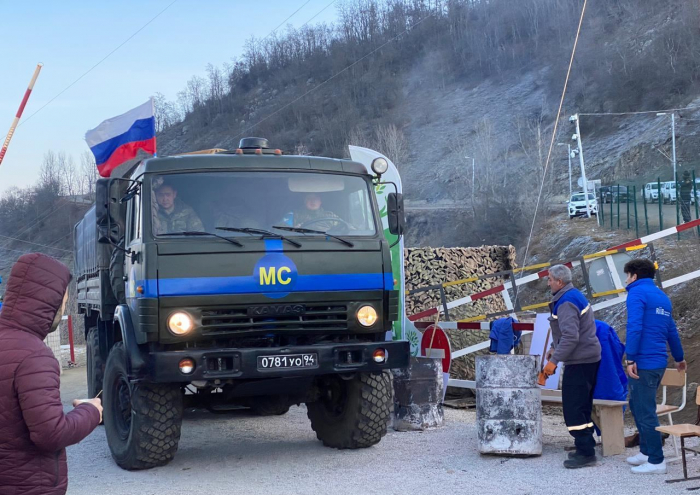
[624,258,685,475]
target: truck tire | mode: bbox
[86,327,104,399]
[110,240,126,304]
[250,396,291,416]
[307,371,392,449]
[103,343,183,470]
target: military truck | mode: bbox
[73,138,409,470]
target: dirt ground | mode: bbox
[58,366,699,495]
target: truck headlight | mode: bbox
[168,312,193,335]
[357,306,378,327]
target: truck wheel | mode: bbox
[250,396,291,416]
[103,343,183,470]
[307,371,392,449]
[110,240,126,304]
[86,327,104,399]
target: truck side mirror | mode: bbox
[387,192,405,236]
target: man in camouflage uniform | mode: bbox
[293,193,341,231]
[153,183,204,235]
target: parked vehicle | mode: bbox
[661,181,676,204]
[598,185,628,203]
[642,182,659,203]
[568,192,598,218]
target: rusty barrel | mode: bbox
[476,355,542,456]
[392,357,444,431]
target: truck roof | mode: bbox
[138,153,369,176]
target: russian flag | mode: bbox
[85,99,156,177]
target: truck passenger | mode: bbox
[153,182,204,234]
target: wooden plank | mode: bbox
[593,405,625,456]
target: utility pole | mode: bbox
[558,143,573,197]
[672,112,677,182]
[571,114,592,219]
[657,112,677,181]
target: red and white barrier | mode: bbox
[408,218,700,322]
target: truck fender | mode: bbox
[114,304,148,377]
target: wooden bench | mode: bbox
[540,389,627,456]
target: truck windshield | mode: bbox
[148,171,377,237]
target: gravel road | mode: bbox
[60,367,698,495]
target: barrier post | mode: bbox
[67,315,76,365]
[643,190,650,235]
[694,170,699,236]
[658,177,663,231]
[676,178,681,240]
[439,287,450,320]
[633,185,639,238]
[610,190,614,230]
[599,189,605,224]
[617,183,620,229]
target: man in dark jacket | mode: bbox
[0,253,102,495]
[542,264,601,469]
[679,170,694,223]
[624,258,685,475]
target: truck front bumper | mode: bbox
[148,340,410,382]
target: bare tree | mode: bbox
[374,124,410,167]
[80,151,99,200]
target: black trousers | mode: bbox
[681,199,691,223]
[562,360,601,457]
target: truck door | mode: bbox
[125,182,144,319]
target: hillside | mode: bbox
[155,0,700,249]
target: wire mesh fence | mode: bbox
[596,170,700,238]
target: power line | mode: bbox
[235,11,434,140]
[0,233,71,252]
[265,0,314,39]
[580,105,700,117]
[515,0,589,307]
[17,0,179,128]
[0,201,70,250]
[299,0,338,29]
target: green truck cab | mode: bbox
[74,138,409,470]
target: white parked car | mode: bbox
[568,192,598,219]
[642,182,659,203]
[661,181,676,204]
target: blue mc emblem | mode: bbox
[253,253,298,299]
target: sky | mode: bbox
[0,0,339,194]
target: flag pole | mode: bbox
[0,63,43,167]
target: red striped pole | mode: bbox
[0,63,43,167]
[67,315,76,364]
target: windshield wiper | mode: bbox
[215,226,301,248]
[159,231,242,247]
[271,225,354,247]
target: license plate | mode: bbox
[248,304,306,317]
[257,353,318,370]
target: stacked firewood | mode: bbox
[405,245,518,388]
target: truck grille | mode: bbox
[200,304,348,335]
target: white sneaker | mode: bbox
[626,452,649,466]
[631,461,667,474]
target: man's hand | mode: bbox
[627,363,639,379]
[677,360,687,372]
[538,361,557,386]
[545,348,554,361]
[73,398,103,422]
